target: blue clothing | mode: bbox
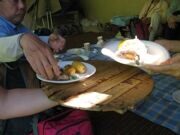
[0,16,29,37]
[0,16,30,62]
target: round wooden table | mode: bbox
[42,60,154,114]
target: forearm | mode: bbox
[0,34,24,62]
[168,40,180,52]
[0,88,58,119]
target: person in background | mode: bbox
[163,0,180,40]
[0,0,65,120]
[139,0,169,41]
[144,39,180,79]
[0,0,66,134]
[0,0,65,79]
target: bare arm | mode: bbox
[0,33,65,79]
[20,33,61,80]
[143,53,180,79]
[155,39,180,52]
[0,87,58,119]
[48,32,66,53]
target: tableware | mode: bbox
[36,61,96,83]
[101,39,170,67]
[172,90,180,104]
[66,48,89,60]
[67,48,86,54]
[83,42,90,51]
[77,54,89,60]
[54,54,64,59]
[96,36,104,48]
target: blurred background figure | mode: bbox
[139,0,169,41]
[163,0,180,40]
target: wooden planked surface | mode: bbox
[42,60,154,113]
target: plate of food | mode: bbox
[36,61,96,83]
[101,38,170,67]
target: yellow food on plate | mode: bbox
[72,61,86,73]
[117,38,147,59]
[119,51,138,60]
[64,65,76,76]
[118,40,126,49]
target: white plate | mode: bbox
[36,61,96,83]
[66,48,86,55]
[101,39,170,67]
[66,48,89,60]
